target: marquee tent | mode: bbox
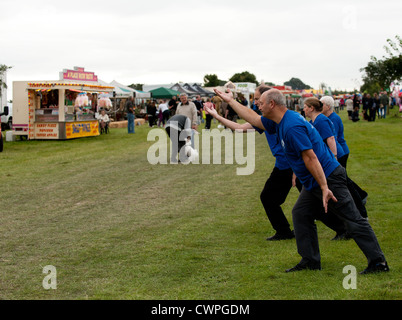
[184,83,215,97]
[110,80,151,99]
[170,83,198,97]
[150,87,181,99]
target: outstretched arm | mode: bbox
[214,89,264,130]
[204,104,254,132]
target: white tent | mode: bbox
[110,80,150,99]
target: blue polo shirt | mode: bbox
[277,110,340,191]
[328,112,350,155]
[310,114,346,159]
[254,117,290,170]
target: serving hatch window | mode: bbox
[35,89,59,109]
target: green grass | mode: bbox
[0,108,401,300]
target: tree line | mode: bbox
[360,35,402,94]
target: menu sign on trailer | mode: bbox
[60,67,98,82]
[35,123,59,139]
[66,121,99,139]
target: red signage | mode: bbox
[60,67,98,82]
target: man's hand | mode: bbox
[321,186,338,213]
[204,104,217,117]
[214,88,234,103]
[301,149,338,213]
[292,173,297,188]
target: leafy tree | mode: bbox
[360,80,382,95]
[0,64,12,99]
[229,71,258,85]
[360,35,402,92]
[284,77,311,90]
[264,81,276,86]
[203,74,226,87]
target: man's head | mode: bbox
[254,85,272,108]
[180,93,188,105]
[259,89,286,118]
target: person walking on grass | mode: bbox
[125,96,135,134]
[176,93,198,148]
[213,87,389,274]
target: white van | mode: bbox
[1,103,12,131]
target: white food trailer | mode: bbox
[12,67,114,140]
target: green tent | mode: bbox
[149,87,181,99]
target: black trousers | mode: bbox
[260,167,345,235]
[368,107,376,121]
[165,127,186,162]
[260,167,294,234]
[205,114,213,129]
[338,154,368,218]
[292,165,385,265]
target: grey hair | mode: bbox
[265,89,286,106]
[320,96,335,110]
[179,93,188,97]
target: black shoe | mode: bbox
[266,230,295,241]
[286,260,321,273]
[331,232,352,241]
[360,261,390,274]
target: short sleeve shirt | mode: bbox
[328,112,350,155]
[254,117,290,170]
[311,114,345,159]
[277,111,339,190]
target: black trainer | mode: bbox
[360,261,390,274]
[266,230,295,241]
[285,260,321,273]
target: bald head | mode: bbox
[258,88,288,121]
[261,88,286,107]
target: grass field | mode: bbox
[0,108,401,300]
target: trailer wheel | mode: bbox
[0,133,3,152]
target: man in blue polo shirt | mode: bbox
[213,88,389,274]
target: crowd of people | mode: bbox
[133,90,400,135]
[342,91,399,122]
[141,92,251,132]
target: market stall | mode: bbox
[12,67,114,140]
[149,87,181,99]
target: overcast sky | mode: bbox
[1,0,401,98]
